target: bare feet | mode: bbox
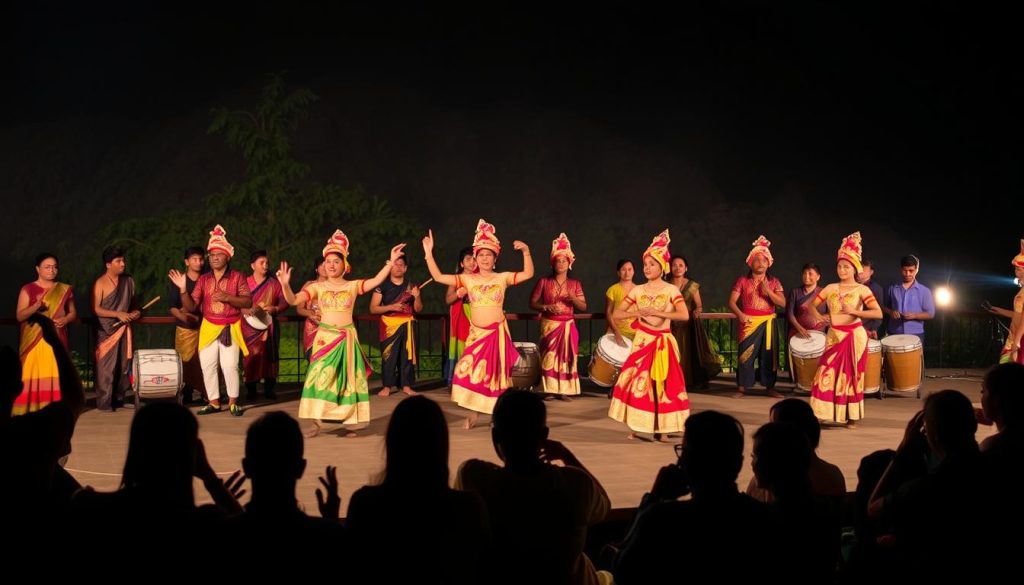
[379,388,392,398]
[345,430,358,438]
[304,421,321,438]
[627,432,637,440]
[655,434,671,443]
[558,395,574,402]
[768,389,784,399]
[732,390,746,399]
[464,413,478,430]
[847,421,859,429]
[401,387,417,396]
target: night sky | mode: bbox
[4,2,1022,310]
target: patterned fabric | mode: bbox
[608,323,689,434]
[451,321,519,415]
[15,282,73,415]
[191,269,251,325]
[539,317,580,395]
[206,224,235,257]
[298,323,371,423]
[808,283,877,423]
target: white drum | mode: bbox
[133,349,183,399]
[789,330,826,392]
[588,334,633,387]
[244,311,272,331]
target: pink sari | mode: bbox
[451,320,519,414]
[539,316,580,395]
[809,322,867,423]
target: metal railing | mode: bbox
[0,309,1006,387]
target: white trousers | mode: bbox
[199,340,240,401]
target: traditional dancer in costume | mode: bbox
[530,233,586,398]
[607,229,690,441]
[169,225,252,416]
[14,253,77,415]
[423,219,534,429]
[277,230,406,437]
[806,232,882,425]
[728,235,786,398]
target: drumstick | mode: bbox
[418,278,434,289]
[111,296,161,329]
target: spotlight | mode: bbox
[935,286,953,308]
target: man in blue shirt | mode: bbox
[884,255,935,344]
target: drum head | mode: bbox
[245,312,272,330]
[789,330,826,357]
[867,338,882,353]
[597,334,632,363]
[882,334,922,352]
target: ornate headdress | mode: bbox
[207,224,235,258]
[472,218,501,255]
[644,229,671,275]
[322,229,352,274]
[550,232,576,269]
[837,231,863,273]
[746,235,774,268]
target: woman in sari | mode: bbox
[14,253,77,415]
[608,230,690,441]
[604,259,636,347]
[423,219,534,429]
[530,233,586,399]
[787,263,827,340]
[668,255,721,389]
[806,232,882,426]
[278,230,406,437]
[445,247,477,385]
[295,257,327,361]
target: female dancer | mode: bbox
[608,230,690,440]
[423,219,533,428]
[278,230,406,437]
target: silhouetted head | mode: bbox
[923,389,978,456]
[121,403,198,496]
[243,411,306,486]
[770,398,822,449]
[678,411,745,489]
[982,362,1024,429]
[382,396,449,490]
[491,390,548,465]
[752,422,812,497]
[0,346,22,415]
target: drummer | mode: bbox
[804,232,882,426]
[883,254,935,346]
[607,229,690,441]
[787,263,827,340]
[241,249,289,402]
[529,233,586,400]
